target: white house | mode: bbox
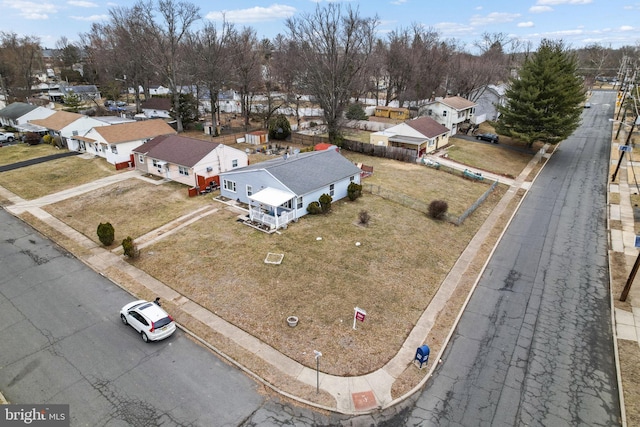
[70,119,176,168]
[369,116,450,156]
[140,97,172,119]
[470,84,508,122]
[219,149,362,231]
[132,134,248,189]
[29,111,110,147]
[419,96,477,135]
[0,102,55,131]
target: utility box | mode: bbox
[414,345,430,369]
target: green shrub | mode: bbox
[306,201,322,215]
[319,193,332,213]
[346,103,368,120]
[122,236,139,258]
[428,200,448,220]
[97,222,115,246]
[347,182,363,201]
[268,114,292,140]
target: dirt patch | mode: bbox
[618,339,640,425]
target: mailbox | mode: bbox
[414,345,430,369]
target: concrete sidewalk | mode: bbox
[1,146,549,414]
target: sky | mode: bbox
[1,0,639,51]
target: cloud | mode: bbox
[619,25,634,32]
[433,21,474,37]
[205,4,297,24]
[4,1,58,20]
[529,6,553,13]
[67,0,98,7]
[469,12,520,27]
[518,21,535,28]
[69,14,109,22]
[536,0,592,4]
[390,0,407,5]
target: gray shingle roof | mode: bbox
[0,102,38,120]
[226,149,361,195]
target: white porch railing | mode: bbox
[249,206,296,230]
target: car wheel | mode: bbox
[120,314,128,325]
[7,137,14,142]
[141,332,149,342]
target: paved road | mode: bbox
[393,90,621,425]
[0,150,79,172]
[0,208,266,426]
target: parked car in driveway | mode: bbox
[0,132,15,143]
[120,299,176,342]
[476,133,499,143]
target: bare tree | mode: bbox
[270,34,305,128]
[187,20,235,134]
[145,0,200,132]
[285,3,377,143]
[229,27,262,130]
[0,32,42,102]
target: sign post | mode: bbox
[353,307,367,330]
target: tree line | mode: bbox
[0,0,637,144]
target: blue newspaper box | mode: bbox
[414,345,430,369]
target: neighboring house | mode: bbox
[71,119,176,168]
[418,96,477,135]
[219,149,362,231]
[140,98,172,119]
[29,111,109,147]
[470,84,507,122]
[0,102,55,131]
[149,85,171,96]
[59,84,101,102]
[369,116,450,156]
[132,134,248,188]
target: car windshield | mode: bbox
[154,316,173,328]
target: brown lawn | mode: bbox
[0,155,121,200]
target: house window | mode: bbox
[428,139,435,147]
[178,166,189,176]
[232,159,238,168]
[443,110,447,117]
[329,183,335,196]
[152,159,161,168]
[138,155,144,164]
[111,145,118,154]
[247,185,252,197]
[297,196,303,209]
[223,179,236,192]
[428,109,432,116]
[350,175,355,182]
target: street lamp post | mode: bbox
[611,115,639,182]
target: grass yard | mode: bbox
[342,151,495,215]
[0,155,120,200]
[43,179,213,246]
[0,143,61,166]
[445,137,534,179]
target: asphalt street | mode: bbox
[396,90,621,425]
[0,208,265,426]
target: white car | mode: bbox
[120,300,176,342]
[0,132,15,143]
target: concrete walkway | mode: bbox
[0,145,548,414]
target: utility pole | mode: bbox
[611,114,639,182]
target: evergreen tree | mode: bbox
[63,92,83,112]
[170,93,199,128]
[268,114,292,140]
[496,39,584,147]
